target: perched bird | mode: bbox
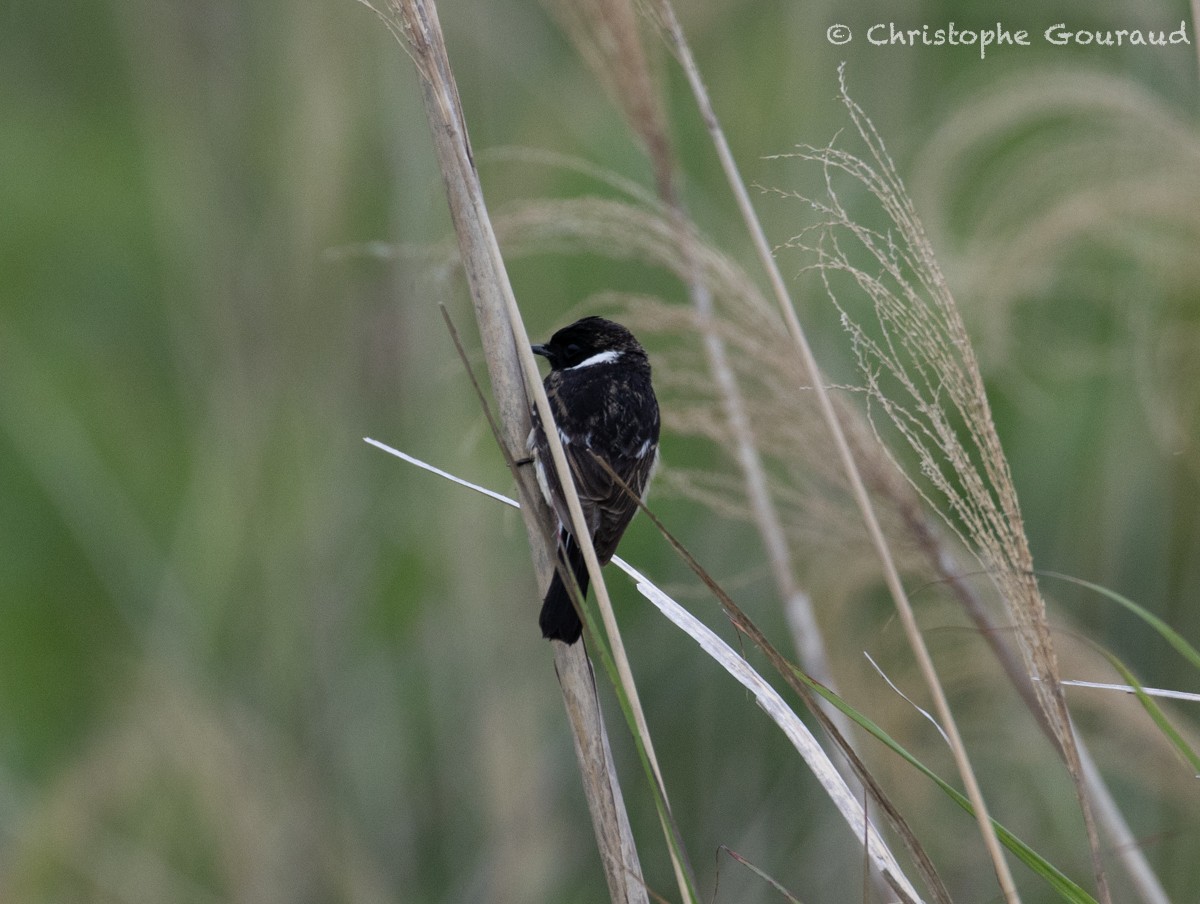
[528,316,660,644]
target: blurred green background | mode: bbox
[2,0,1198,901]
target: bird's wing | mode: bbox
[533,430,642,558]
[568,444,655,563]
[534,373,657,562]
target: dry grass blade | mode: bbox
[772,64,1111,904]
[594,455,947,904]
[629,572,925,904]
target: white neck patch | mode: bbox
[568,348,622,370]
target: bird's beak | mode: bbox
[531,344,550,359]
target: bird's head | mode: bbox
[531,316,647,371]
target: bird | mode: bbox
[527,316,660,644]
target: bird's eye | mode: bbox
[566,343,582,359]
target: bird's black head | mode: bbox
[531,316,647,371]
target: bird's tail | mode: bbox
[540,533,589,644]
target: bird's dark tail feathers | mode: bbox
[540,533,589,644]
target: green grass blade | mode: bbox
[795,670,1099,904]
[1042,571,1200,671]
[579,608,702,904]
[1093,646,1200,775]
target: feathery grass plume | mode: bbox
[839,82,1199,903]
[540,0,675,202]
[911,69,1200,475]
[770,66,1111,902]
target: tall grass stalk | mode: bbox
[359,1,686,900]
[647,3,1024,900]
